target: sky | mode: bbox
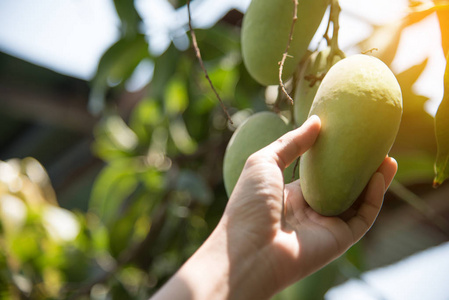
[0,0,448,298]
[0,0,445,114]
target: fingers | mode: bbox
[347,171,386,242]
[332,156,398,244]
[258,115,321,170]
[377,156,398,189]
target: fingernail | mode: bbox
[302,115,320,129]
[308,115,320,124]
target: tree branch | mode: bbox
[278,0,298,106]
[186,0,233,125]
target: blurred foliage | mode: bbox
[0,158,90,299]
[435,0,449,55]
[0,0,448,299]
[434,53,449,187]
[89,34,150,114]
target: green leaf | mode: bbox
[169,117,197,154]
[92,114,139,161]
[113,0,142,38]
[151,45,181,99]
[129,98,164,144]
[395,57,428,95]
[89,160,139,225]
[176,170,213,205]
[164,77,189,116]
[391,58,436,157]
[406,1,449,55]
[434,53,449,187]
[89,35,150,114]
[358,21,405,66]
[193,26,240,62]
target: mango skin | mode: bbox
[300,55,403,216]
[294,47,342,127]
[241,0,329,86]
[223,112,294,196]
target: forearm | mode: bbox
[150,221,277,300]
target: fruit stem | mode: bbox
[278,0,298,106]
[326,0,346,69]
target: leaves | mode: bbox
[89,160,140,225]
[113,0,143,38]
[390,58,438,186]
[391,58,436,154]
[5,0,449,298]
[437,8,449,56]
[434,52,449,187]
[89,35,150,114]
[431,0,449,56]
[92,114,139,161]
[407,1,449,56]
[358,21,405,66]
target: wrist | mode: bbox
[205,220,279,299]
[181,220,279,300]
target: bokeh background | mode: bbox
[0,0,448,299]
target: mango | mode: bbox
[300,54,403,216]
[223,112,294,196]
[241,0,330,86]
[294,47,342,127]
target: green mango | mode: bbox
[300,55,403,216]
[223,112,294,196]
[241,0,330,86]
[294,47,343,127]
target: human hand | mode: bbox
[151,115,397,300]
[221,115,397,297]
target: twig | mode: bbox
[328,0,346,63]
[186,0,233,125]
[389,180,449,236]
[278,0,298,106]
[323,7,332,45]
[361,48,378,55]
[323,0,345,69]
[304,73,326,87]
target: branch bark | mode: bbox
[278,0,299,106]
[186,0,233,125]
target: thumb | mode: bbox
[258,115,321,171]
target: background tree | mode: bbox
[0,0,448,299]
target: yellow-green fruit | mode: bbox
[300,54,403,216]
[223,112,294,196]
[241,0,329,86]
[294,47,342,127]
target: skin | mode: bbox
[151,115,397,300]
[223,112,293,196]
